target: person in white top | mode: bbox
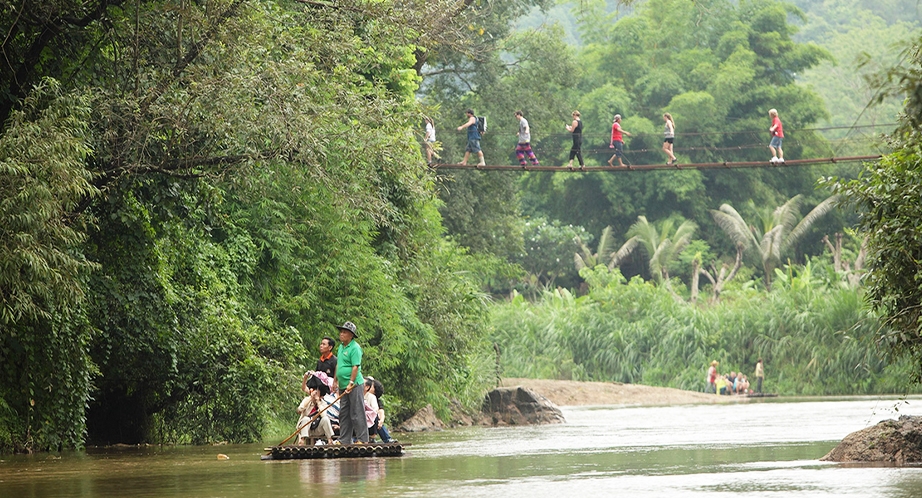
[514,111,539,166]
[424,117,436,165]
[662,113,676,165]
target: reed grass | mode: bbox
[490,265,919,395]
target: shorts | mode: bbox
[664,137,674,144]
[466,139,482,153]
[770,136,783,148]
[612,140,624,157]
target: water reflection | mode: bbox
[297,457,387,485]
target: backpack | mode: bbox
[476,116,487,134]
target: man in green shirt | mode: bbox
[335,321,368,444]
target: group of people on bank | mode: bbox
[295,321,395,446]
[424,108,784,168]
[705,359,765,395]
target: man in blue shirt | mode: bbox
[335,321,368,444]
[456,109,486,166]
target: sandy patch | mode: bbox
[500,378,743,407]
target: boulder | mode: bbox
[447,399,475,428]
[398,404,444,432]
[821,415,922,464]
[478,387,565,426]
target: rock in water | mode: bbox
[478,387,566,426]
[399,404,444,432]
[821,415,922,464]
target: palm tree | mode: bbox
[574,226,639,272]
[710,194,838,290]
[625,215,697,283]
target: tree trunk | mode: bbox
[690,258,700,303]
[822,233,842,272]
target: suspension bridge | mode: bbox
[430,155,882,172]
[429,122,888,172]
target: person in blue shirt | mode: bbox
[457,109,485,166]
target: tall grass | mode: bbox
[490,265,918,395]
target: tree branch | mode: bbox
[138,0,246,115]
[1,0,125,126]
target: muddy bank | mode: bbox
[500,378,742,407]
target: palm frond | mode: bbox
[710,205,755,249]
[609,236,641,268]
[774,194,803,233]
[764,224,785,264]
[671,220,698,254]
[627,215,659,256]
[650,239,673,281]
[574,235,596,268]
[787,195,838,250]
[596,226,616,260]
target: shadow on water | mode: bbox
[3,397,922,497]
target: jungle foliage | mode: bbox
[831,34,922,383]
[0,0,493,453]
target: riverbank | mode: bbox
[500,378,741,407]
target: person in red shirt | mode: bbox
[769,108,784,164]
[705,360,718,394]
[607,114,632,167]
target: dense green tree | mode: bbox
[1,0,494,452]
[436,26,579,257]
[832,34,922,381]
[515,217,588,289]
[0,81,97,452]
[796,2,917,156]
[512,0,837,252]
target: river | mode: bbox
[2,396,922,497]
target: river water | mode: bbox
[3,396,922,497]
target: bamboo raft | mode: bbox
[261,442,408,460]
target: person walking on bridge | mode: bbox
[514,111,540,167]
[457,109,485,166]
[663,113,677,165]
[607,114,632,167]
[566,111,584,169]
[768,109,784,164]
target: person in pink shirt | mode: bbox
[769,108,784,164]
[607,114,632,167]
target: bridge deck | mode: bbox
[430,155,881,172]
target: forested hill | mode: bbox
[0,0,496,453]
[516,0,921,148]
